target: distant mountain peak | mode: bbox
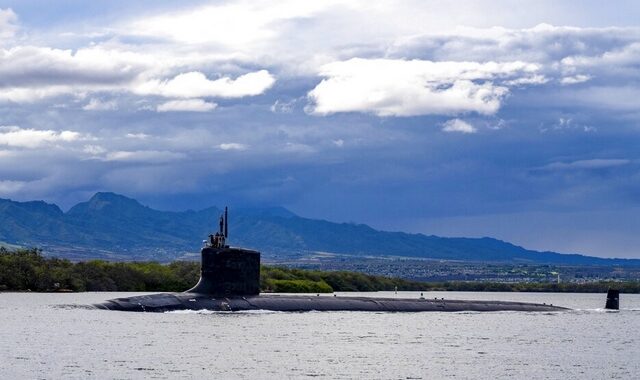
[237,206,297,218]
[67,192,149,216]
[90,191,136,202]
[0,198,63,217]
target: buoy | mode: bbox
[605,289,620,310]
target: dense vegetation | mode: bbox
[0,248,199,292]
[261,266,426,293]
[1,248,639,293]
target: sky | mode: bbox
[0,0,639,258]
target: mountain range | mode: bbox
[1,192,638,266]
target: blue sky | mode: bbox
[0,1,639,258]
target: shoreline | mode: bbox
[2,283,638,294]
[2,248,638,294]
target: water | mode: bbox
[1,291,639,379]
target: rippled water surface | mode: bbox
[1,291,639,379]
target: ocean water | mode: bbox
[1,291,638,379]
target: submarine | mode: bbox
[94,208,619,313]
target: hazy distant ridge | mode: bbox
[0,192,637,265]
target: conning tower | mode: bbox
[187,207,260,296]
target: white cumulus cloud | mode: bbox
[137,70,275,99]
[560,74,591,85]
[157,99,217,112]
[219,143,248,151]
[0,126,81,148]
[442,119,477,134]
[307,58,539,116]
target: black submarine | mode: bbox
[94,208,619,313]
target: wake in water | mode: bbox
[165,309,282,315]
[52,304,98,310]
[571,307,640,313]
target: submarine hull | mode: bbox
[94,216,567,313]
[94,293,567,312]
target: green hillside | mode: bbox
[0,192,638,266]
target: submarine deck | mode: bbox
[94,293,568,313]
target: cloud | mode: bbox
[307,58,539,116]
[538,117,597,133]
[125,133,150,139]
[157,99,217,112]
[83,145,107,155]
[219,143,248,151]
[271,99,296,113]
[104,150,185,163]
[0,126,81,148]
[129,1,336,46]
[0,46,151,87]
[560,74,591,85]
[0,46,274,103]
[1,6,638,121]
[0,45,155,102]
[0,8,17,40]
[83,98,118,111]
[560,39,640,74]
[0,179,25,194]
[542,159,631,171]
[441,119,477,134]
[137,70,275,99]
[392,24,640,65]
[0,85,74,103]
[504,75,548,86]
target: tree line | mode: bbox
[1,248,638,293]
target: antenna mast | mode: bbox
[224,206,228,239]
